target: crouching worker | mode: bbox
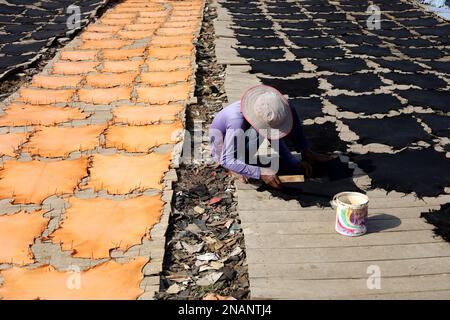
[209,85,330,189]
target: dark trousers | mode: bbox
[241,106,308,175]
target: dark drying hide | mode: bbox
[352,148,450,197]
[292,47,345,59]
[283,29,323,37]
[373,59,423,72]
[435,36,450,45]
[233,19,273,29]
[344,114,431,149]
[325,28,362,35]
[414,25,450,36]
[421,204,450,243]
[249,60,304,77]
[230,13,266,20]
[304,5,338,13]
[258,77,322,97]
[289,97,324,120]
[368,28,413,38]
[235,35,285,48]
[326,73,384,92]
[416,113,450,138]
[328,94,403,114]
[288,36,338,48]
[232,28,276,37]
[309,3,340,10]
[388,10,425,19]
[424,61,450,74]
[302,121,348,153]
[278,21,318,30]
[338,34,382,45]
[348,45,392,57]
[395,89,450,112]
[378,2,416,11]
[385,37,433,47]
[265,6,302,14]
[318,20,355,28]
[310,13,348,21]
[312,58,368,73]
[383,72,447,89]
[236,48,285,60]
[222,7,261,15]
[269,13,310,20]
[398,47,443,59]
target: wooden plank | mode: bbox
[248,256,450,280]
[238,197,302,211]
[236,182,416,200]
[244,230,443,249]
[242,218,433,235]
[337,290,450,300]
[214,24,234,37]
[215,43,247,65]
[237,195,450,210]
[245,242,450,264]
[225,65,253,74]
[225,76,261,103]
[365,189,420,199]
[239,207,439,223]
[215,8,233,22]
[238,187,450,201]
[237,188,450,205]
[250,274,450,299]
[279,175,305,183]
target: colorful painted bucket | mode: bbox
[331,192,369,237]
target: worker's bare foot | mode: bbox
[302,149,336,164]
[230,171,249,183]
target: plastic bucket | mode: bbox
[331,192,369,237]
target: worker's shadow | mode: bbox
[257,157,364,208]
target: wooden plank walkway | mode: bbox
[213,0,450,299]
[237,182,450,299]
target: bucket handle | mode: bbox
[330,194,339,209]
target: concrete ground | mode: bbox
[0,0,203,300]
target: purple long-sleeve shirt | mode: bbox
[209,101,301,179]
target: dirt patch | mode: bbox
[156,1,249,300]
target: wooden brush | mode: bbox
[279,175,305,183]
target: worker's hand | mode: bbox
[298,162,313,177]
[230,171,248,184]
[261,174,282,189]
[260,168,282,189]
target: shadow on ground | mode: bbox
[367,214,402,233]
[257,157,364,207]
